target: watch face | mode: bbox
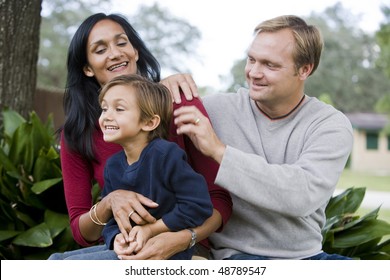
[188,229,196,249]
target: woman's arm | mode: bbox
[60,133,104,246]
[83,189,159,243]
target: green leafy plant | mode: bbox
[323,187,390,259]
[0,108,79,259]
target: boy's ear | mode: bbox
[142,115,160,132]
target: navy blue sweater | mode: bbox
[102,138,213,259]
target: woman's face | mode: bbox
[83,19,139,86]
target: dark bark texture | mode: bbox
[0,0,42,118]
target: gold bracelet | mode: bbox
[89,202,107,226]
[89,205,100,225]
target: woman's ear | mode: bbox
[83,65,95,77]
[142,115,160,132]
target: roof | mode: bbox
[345,113,389,131]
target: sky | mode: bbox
[108,0,387,89]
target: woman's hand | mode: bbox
[108,190,158,242]
[160,73,199,104]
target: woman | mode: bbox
[59,13,232,259]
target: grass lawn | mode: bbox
[337,168,390,224]
[337,168,390,192]
[357,207,390,224]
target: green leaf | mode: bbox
[0,230,21,242]
[5,170,31,184]
[329,207,380,233]
[326,187,366,217]
[12,223,53,247]
[322,215,343,238]
[8,122,34,172]
[333,219,390,248]
[15,209,39,228]
[30,112,54,148]
[33,147,61,182]
[44,210,70,238]
[0,147,18,174]
[32,178,62,194]
[44,146,60,161]
[376,239,390,252]
[346,237,382,256]
[2,108,25,138]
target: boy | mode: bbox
[98,74,213,260]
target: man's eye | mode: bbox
[267,63,278,69]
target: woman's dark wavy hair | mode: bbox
[61,13,161,162]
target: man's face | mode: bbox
[244,29,304,115]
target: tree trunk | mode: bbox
[0,0,42,119]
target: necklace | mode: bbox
[256,95,306,120]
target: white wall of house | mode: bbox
[350,129,390,175]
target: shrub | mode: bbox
[323,187,390,259]
[0,108,79,259]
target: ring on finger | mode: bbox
[194,117,200,125]
[128,210,135,218]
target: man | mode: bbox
[173,15,353,260]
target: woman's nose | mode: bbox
[108,45,122,59]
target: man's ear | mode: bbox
[83,65,95,77]
[142,115,160,132]
[298,63,314,80]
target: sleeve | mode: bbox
[170,95,232,231]
[101,159,120,249]
[160,144,213,231]
[216,120,354,217]
[60,132,96,247]
[102,218,120,250]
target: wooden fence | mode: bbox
[33,87,65,130]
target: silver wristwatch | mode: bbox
[186,228,197,249]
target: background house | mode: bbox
[346,113,390,175]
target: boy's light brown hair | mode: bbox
[99,74,172,141]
